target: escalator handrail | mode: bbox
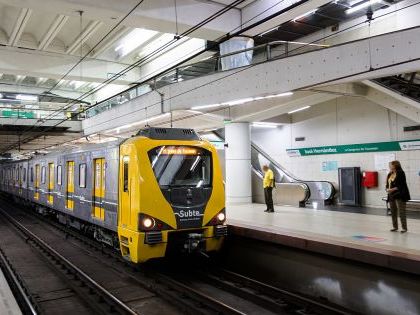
[252,142,331,184]
[252,166,311,202]
[214,130,335,200]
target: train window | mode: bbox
[57,165,62,186]
[79,163,86,188]
[123,156,129,192]
[148,146,212,188]
[30,167,34,183]
[41,166,46,184]
[23,168,26,182]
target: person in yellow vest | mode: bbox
[262,165,275,213]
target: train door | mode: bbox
[120,156,130,226]
[92,158,105,220]
[48,163,54,205]
[66,161,74,210]
[34,164,40,200]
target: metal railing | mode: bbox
[86,40,329,118]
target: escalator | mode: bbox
[251,142,335,206]
[372,72,420,103]
[212,131,335,207]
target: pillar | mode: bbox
[225,122,252,204]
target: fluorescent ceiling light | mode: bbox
[191,93,294,110]
[16,94,38,101]
[109,113,171,134]
[191,103,222,110]
[293,9,317,22]
[115,28,158,58]
[252,122,280,128]
[222,97,254,106]
[272,92,294,97]
[70,80,85,89]
[288,106,310,114]
[260,27,278,36]
[346,0,381,14]
[263,92,294,99]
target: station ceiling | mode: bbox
[0,0,417,158]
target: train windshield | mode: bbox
[148,146,212,188]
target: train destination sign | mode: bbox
[286,139,420,157]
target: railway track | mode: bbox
[0,201,263,315]
[0,210,134,315]
[0,198,355,315]
[0,247,37,315]
[154,262,354,315]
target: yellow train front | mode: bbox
[117,128,226,263]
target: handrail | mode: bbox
[214,130,335,202]
[252,142,336,201]
[86,39,328,118]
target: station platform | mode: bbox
[0,268,22,315]
[226,203,420,275]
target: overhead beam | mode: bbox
[0,0,241,40]
[66,20,103,55]
[8,8,32,46]
[363,80,420,123]
[38,14,69,50]
[0,46,137,85]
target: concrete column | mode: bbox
[225,122,252,204]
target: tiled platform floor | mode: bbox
[227,203,420,273]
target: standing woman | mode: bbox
[386,160,410,233]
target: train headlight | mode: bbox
[217,212,226,222]
[142,217,155,229]
[206,209,226,226]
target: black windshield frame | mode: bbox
[148,146,212,188]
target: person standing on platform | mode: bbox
[386,160,410,233]
[262,165,275,213]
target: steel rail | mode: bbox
[0,207,138,315]
[0,248,38,315]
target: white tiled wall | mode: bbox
[251,97,420,207]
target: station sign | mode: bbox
[287,139,420,157]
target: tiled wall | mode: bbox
[251,97,420,207]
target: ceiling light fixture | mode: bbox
[107,113,171,134]
[252,122,280,128]
[191,103,222,110]
[346,0,381,14]
[16,94,38,101]
[190,92,294,110]
[293,9,317,22]
[115,28,158,58]
[222,97,254,106]
[266,92,294,98]
[288,106,310,114]
[70,80,85,89]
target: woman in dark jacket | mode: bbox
[386,160,410,233]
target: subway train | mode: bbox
[0,128,227,263]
